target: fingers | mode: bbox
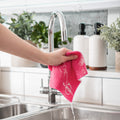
[63,55,78,62]
[60,48,78,63]
[60,48,72,55]
[64,48,72,53]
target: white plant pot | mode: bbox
[11,40,40,67]
[12,55,39,67]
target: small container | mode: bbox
[73,23,89,68]
[89,23,107,70]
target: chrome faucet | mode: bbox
[48,11,68,52]
[48,11,68,104]
[40,11,68,104]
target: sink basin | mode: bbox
[21,104,120,120]
[0,103,47,119]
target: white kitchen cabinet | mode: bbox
[25,73,49,97]
[73,77,102,104]
[103,78,120,106]
[0,71,24,95]
[0,67,120,107]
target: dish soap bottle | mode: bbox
[89,22,107,70]
[73,23,89,68]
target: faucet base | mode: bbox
[48,93,56,104]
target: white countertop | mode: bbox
[87,68,120,79]
[0,67,120,79]
[0,67,49,74]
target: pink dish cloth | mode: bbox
[48,51,88,102]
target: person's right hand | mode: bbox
[46,48,78,66]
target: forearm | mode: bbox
[0,24,49,65]
[0,24,77,66]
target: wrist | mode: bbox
[40,52,51,65]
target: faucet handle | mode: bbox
[40,78,61,95]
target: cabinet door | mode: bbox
[0,71,24,95]
[103,78,120,106]
[73,77,102,104]
[25,73,49,97]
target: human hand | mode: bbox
[46,48,78,66]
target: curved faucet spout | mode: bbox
[48,11,68,52]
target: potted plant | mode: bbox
[7,12,35,40]
[0,13,5,24]
[7,11,39,67]
[99,17,120,71]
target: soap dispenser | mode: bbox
[89,23,107,70]
[73,23,89,68]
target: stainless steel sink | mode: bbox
[21,104,120,120]
[0,103,47,119]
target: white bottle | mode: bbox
[73,23,89,68]
[89,23,107,70]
